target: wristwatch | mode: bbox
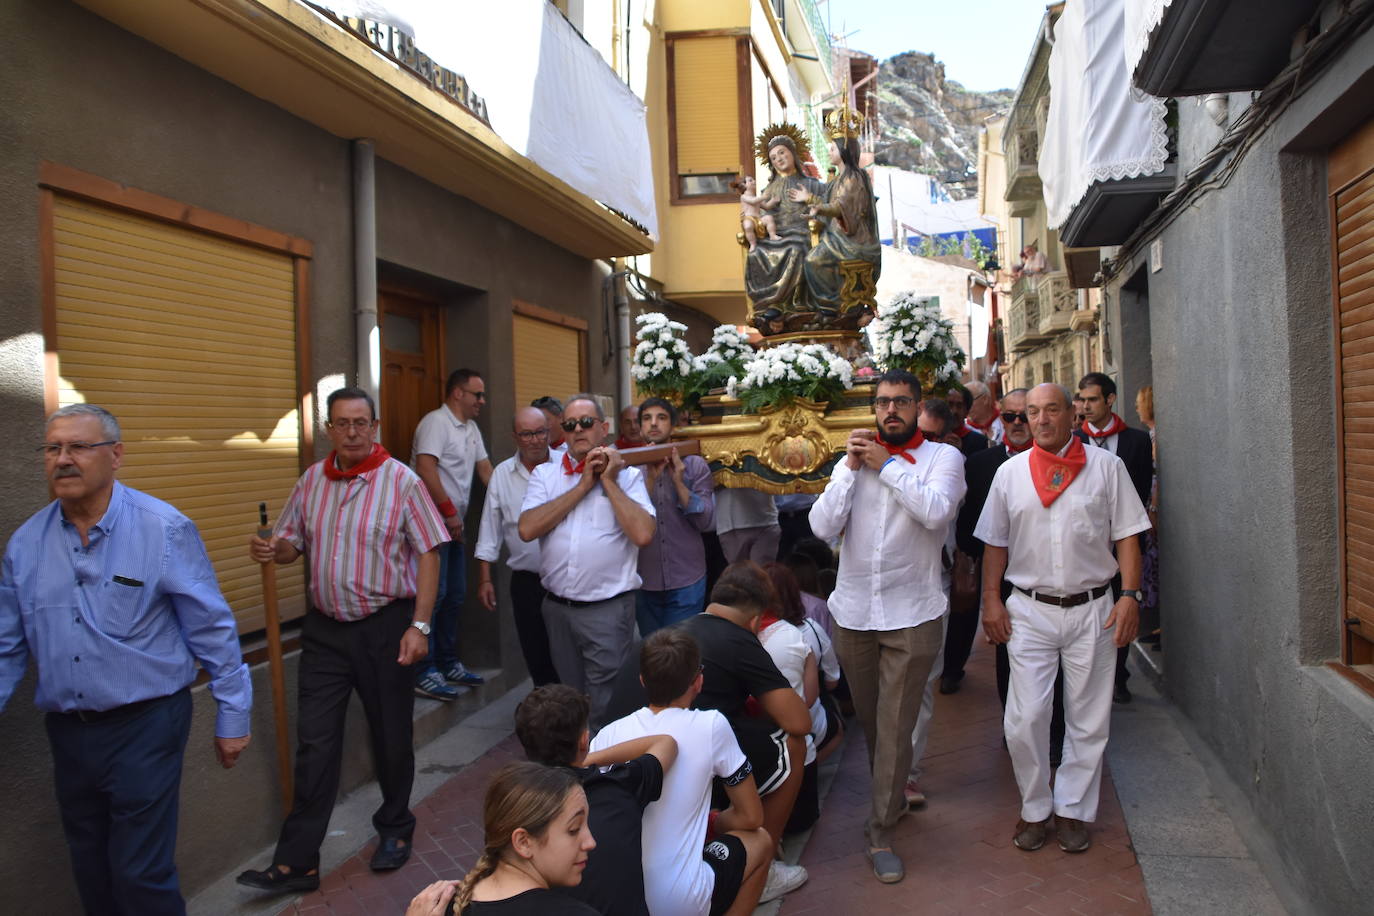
[409,620,431,636]
[1119,589,1143,602]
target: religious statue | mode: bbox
[743,103,882,335]
[730,175,780,251]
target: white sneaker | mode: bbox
[758,861,809,903]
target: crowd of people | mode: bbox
[0,363,1157,915]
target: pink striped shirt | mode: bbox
[276,457,450,621]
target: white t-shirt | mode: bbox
[410,405,488,515]
[796,618,839,747]
[591,706,749,916]
[758,620,817,765]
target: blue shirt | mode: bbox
[0,482,251,737]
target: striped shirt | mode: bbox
[276,457,449,621]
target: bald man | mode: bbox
[473,407,559,686]
[964,380,1003,445]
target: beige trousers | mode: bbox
[833,618,943,847]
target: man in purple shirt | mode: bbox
[635,398,716,635]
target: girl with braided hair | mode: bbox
[406,762,598,916]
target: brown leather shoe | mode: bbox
[1056,816,1091,853]
[1012,817,1050,851]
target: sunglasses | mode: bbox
[560,416,600,432]
[1000,411,1030,425]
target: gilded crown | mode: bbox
[825,102,864,140]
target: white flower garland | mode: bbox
[732,342,853,396]
[692,324,752,373]
[868,291,965,386]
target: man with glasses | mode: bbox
[976,384,1149,855]
[474,407,559,687]
[239,387,448,892]
[411,369,494,700]
[518,394,655,728]
[0,404,251,914]
[809,370,966,884]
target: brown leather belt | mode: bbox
[1014,584,1111,608]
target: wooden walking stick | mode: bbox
[257,502,293,812]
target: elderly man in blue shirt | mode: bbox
[0,404,252,915]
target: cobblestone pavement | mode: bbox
[272,638,1149,915]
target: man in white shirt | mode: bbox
[809,370,966,884]
[473,407,558,687]
[531,395,568,456]
[411,369,493,700]
[592,628,773,916]
[519,394,655,727]
[975,383,1150,855]
[964,380,1004,444]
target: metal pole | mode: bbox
[353,139,379,402]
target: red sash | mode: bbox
[1028,438,1087,507]
[1081,414,1127,439]
[323,443,390,480]
[562,452,586,476]
[1004,438,1032,455]
[880,430,924,464]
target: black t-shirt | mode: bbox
[563,755,664,916]
[464,888,599,915]
[681,614,790,720]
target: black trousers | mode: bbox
[46,689,192,916]
[943,605,981,682]
[274,601,416,870]
[510,570,558,687]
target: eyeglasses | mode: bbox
[327,419,376,431]
[1000,411,1030,425]
[515,429,549,440]
[37,440,118,457]
[462,389,486,400]
[560,417,600,432]
[873,396,915,410]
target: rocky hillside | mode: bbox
[870,51,1014,199]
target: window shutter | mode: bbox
[513,314,584,410]
[673,36,741,175]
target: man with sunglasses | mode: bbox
[810,370,966,884]
[411,369,494,700]
[518,394,655,728]
[239,386,448,891]
[1,404,251,914]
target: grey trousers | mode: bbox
[833,618,943,847]
[718,524,781,565]
[541,591,637,729]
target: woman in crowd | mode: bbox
[407,762,598,916]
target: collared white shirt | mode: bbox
[521,462,656,601]
[809,440,967,631]
[474,454,544,574]
[974,445,1150,595]
[411,405,488,514]
[1083,421,1119,454]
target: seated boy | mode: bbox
[515,684,677,916]
[591,629,773,916]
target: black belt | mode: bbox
[1014,584,1111,608]
[55,690,181,724]
[546,591,625,608]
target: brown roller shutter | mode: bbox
[1332,118,1374,668]
[50,194,307,635]
[672,36,742,175]
[513,314,584,411]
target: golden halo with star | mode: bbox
[754,121,812,170]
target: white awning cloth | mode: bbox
[1123,0,1174,80]
[1039,0,1169,229]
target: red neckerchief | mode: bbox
[323,443,390,480]
[880,430,924,464]
[561,452,586,476]
[967,416,994,434]
[614,436,639,450]
[1004,437,1032,455]
[1028,438,1087,507]
[954,425,970,439]
[1082,414,1127,439]
[759,612,782,630]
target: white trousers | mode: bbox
[908,614,948,782]
[1004,590,1116,823]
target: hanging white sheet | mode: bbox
[1039,0,1169,229]
[1123,0,1174,80]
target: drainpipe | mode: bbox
[353,139,380,403]
[614,265,632,408]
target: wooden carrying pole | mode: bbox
[257,503,293,813]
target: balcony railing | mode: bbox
[1007,279,1047,352]
[1034,271,1076,336]
[1004,125,1042,215]
[799,0,833,72]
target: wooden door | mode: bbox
[379,290,444,459]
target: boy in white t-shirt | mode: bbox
[591,629,773,916]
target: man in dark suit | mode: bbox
[946,386,989,457]
[1076,372,1154,704]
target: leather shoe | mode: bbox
[370,836,411,872]
[236,864,319,893]
[1113,682,1133,704]
[1012,817,1050,851]
[938,674,962,695]
[1056,815,1091,853]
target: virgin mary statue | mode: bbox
[743,124,824,332]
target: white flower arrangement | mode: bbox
[692,324,753,373]
[630,312,694,397]
[731,342,854,411]
[867,290,966,387]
